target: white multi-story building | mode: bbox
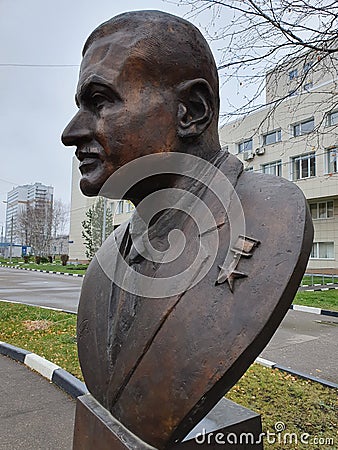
[219,51,338,273]
[5,182,54,244]
[69,157,134,262]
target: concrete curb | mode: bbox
[289,303,338,318]
[1,341,336,396]
[0,298,77,315]
[0,264,84,278]
[300,285,338,292]
[255,357,338,390]
[299,283,338,292]
[0,341,88,398]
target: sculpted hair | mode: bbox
[83,10,220,113]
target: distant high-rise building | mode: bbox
[5,182,54,244]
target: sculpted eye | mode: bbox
[92,92,111,110]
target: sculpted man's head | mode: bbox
[61,10,221,199]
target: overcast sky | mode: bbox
[0,0,245,228]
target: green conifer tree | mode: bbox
[81,198,114,260]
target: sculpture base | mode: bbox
[73,394,263,450]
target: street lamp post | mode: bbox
[3,200,14,262]
[102,198,107,243]
[9,216,13,263]
[0,224,3,258]
[2,200,14,263]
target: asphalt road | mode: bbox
[0,267,337,383]
[0,267,81,313]
[261,310,338,384]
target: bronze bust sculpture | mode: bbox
[62,10,313,449]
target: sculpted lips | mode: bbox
[76,148,103,173]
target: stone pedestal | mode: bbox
[73,394,263,450]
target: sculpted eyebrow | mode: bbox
[78,79,121,104]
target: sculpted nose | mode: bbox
[61,110,93,147]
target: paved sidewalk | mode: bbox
[0,355,75,450]
[261,309,338,384]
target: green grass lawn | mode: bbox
[0,302,80,378]
[294,290,338,311]
[0,261,87,275]
[0,302,336,450]
[228,365,337,449]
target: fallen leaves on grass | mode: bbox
[1,301,337,450]
[23,320,52,331]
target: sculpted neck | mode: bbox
[128,141,223,207]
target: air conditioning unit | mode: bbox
[243,151,254,161]
[255,147,265,156]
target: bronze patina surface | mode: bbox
[62,10,313,450]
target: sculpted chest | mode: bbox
[77,170,312,449]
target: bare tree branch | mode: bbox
[169,0,338,124]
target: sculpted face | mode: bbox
[61,33,178,197]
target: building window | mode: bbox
[125,201,134,213]
[310,242,334,259]
[326,111,338,127]
[289,69,298,80]
[326,148,338,173]
[117,200,124,214]
[303,61,313,73]
[309,201,334,219]
[262,160,282,176]
[262,130,281,145]
[291,153,316,180]
[237,139,253,154]
[292,118,314,137]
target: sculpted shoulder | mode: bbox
[236,169,310,223]
[233,169,313,286]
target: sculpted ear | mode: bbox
[176,79,215,138]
